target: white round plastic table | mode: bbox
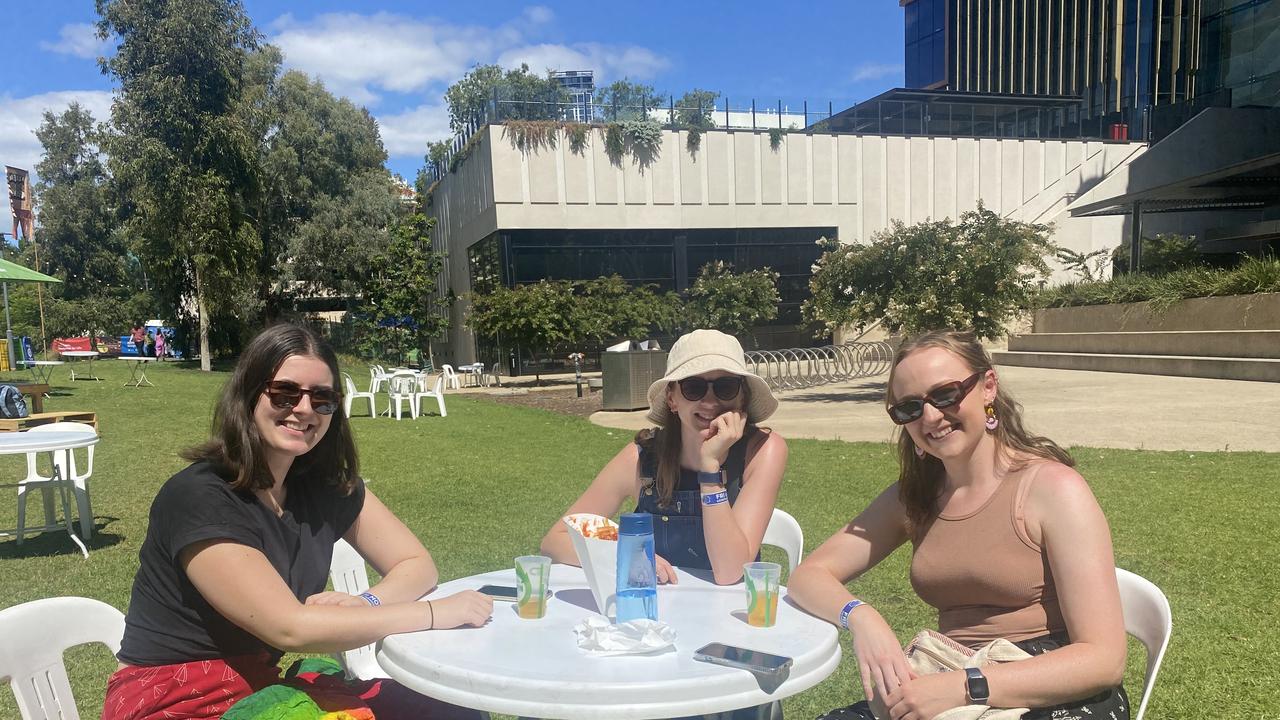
[58,350,101,381]
[0,428,99,558]
[118,356,156,387]
[377,565,841,719]
[18,360,64,385]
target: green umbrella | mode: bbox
[0,258,62,369]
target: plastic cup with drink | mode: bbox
[743,561,781,628]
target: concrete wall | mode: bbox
[429,124,1156,362]
[1033,293,1280,332]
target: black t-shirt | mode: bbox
[117,460,365,665]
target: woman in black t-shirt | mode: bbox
[104,324,491,720]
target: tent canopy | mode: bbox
[0,258,60,284]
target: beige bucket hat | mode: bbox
[645,329,778,425]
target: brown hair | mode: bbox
[635,381,753,506]
[183,323,359,494]
[886,330,1073,534]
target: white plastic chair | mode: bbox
[368,365,390,394]
[387,373,419,420]
[342,372,378,418]
[0,596,125,720]
[485,362,503,388]
[414,373,448,418]
[440,364,460,390]
[1116,568,1172,720]
[329,539,389,681]
[762,507,804,572]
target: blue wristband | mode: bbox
[359,591,382,607]
[701,489,729,506]
[839,599,865,630]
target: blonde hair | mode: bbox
[886,330,1074,535]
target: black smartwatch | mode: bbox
[964,667,990,703]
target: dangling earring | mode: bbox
[985,403,999,431]
[914,444,925,458]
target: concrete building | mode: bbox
[552,70,595,123]
[426,123,1167,365]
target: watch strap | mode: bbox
[696,469,726,485]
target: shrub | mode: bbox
[1035,255,1280,310]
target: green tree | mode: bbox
[686,261,780,346]
[805,204,1055,340]
[574,275,680,348]
[1054,247,1111,282]
[353,213,450,363]
[259,68,391,314]
[675,89,720,129]
[32,103,148,339]
[97,0,265,370]
[595,79,664,121]
[444,63,570,132]
[467,280,576,384]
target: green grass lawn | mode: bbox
[0,361,1275,719]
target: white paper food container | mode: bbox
[563,513,619,618]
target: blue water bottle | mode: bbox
[615,512,658,623]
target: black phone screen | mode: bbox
[477,584,519,600]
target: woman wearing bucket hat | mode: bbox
[541,329,788,585]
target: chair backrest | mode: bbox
[762,508,804,573]
[441,364,456,378]
[29,422,97,479]
[1116,568,1172,720]
[388,373,417,395]
[0,596,125,720]
[343,372,359,396]
[328,540,385,681]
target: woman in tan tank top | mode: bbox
[790,330,1128,720]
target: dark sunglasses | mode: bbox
[262,380,341,416]
[677,376,744,402]
[887,371,984,425]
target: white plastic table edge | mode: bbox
[377,565,841,719]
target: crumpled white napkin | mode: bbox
[572,616,677,656]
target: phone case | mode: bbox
[693,645,793,676]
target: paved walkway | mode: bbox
[587,366,1280,452]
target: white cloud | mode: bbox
[851,62,903,83]
[498,42,669,81]
[268,12,521,106]
[268,11,669,108]
[0,90,113,175]
[40,23,111,60]
[376,102,452,159]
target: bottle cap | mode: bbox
[618,512,653,535]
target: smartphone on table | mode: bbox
[693,642,793,676]
[478,584,551,602]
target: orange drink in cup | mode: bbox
[744,561,781,628]
[516,555,551,619]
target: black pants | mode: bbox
[816,633,1129,720]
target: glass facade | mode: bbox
[1200,0,1280,108]
[905,0,948,89]
[466,227,831,363]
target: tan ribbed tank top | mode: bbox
[909,464,1066,648]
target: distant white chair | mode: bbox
[369,365,391,394]
[329,539,389,681]
[762,507,804,573]
[387,373,419,420]
[1116,568,1172,720]
[440,364,460,390]
[414,373,448,417]
[0,596,125,720]
[485,362,503,388]
[342,372,378,418]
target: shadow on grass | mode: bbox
[0,517,126,559]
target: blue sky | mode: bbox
[5,1,905,232]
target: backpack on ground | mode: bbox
[0,384,29,419]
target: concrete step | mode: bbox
[1008,330,1280,358]
[991,350,1280,383]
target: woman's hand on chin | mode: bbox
[698,411,747,471]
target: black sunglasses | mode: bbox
[887,371,984,425]
[263,380,342,416]
[677,376,744,402]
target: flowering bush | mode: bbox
[804,204,1055,340]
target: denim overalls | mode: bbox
[633,427,759,571]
